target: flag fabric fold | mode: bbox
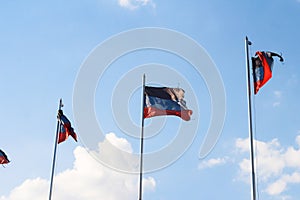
[0,149,10,164]
[252,51,284,94]
[144,86,193,121]
[57,110,77,144]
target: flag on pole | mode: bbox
[144,86,193,121]
[0,149,10,164]
[252,51,284,94]
[57,110,77,144]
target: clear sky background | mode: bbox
[1,0,300,200]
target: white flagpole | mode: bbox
[245,36,257,200]
[48,98,63,200]
[138,74,146,200]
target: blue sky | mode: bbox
[1,0,300,199]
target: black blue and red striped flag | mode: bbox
[252,51,284,94]
[144,86,193,121]
[0,149,10,164]
[57,110,77,144]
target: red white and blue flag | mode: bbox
[252,51,284,94]
[144,86,193,121]
[0,149,10,164]
[57,110,77,144]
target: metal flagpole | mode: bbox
[48,98,63,200]
[245,36,257,200]
[138,74,146,200]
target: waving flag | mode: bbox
[144,86,193,121]
[57,110,77,144]
[252,51,284,94]
[0,149,10,164]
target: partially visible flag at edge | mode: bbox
[252,51,284,94]
[0,149,10,164]
[144,86,193,121]
[57,110,77,144]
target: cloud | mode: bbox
[296,134,300,146]
[198,157,228,170]
[266,172,300,196]
[274,90,282,98]
[0,178,48,200]
[266,179,286,196]
[273,90,282,107]
[105,132,133,153]
[287,74,298,86]
[273,102,281,107]
[236,138,285,180]
[118,0,156,10]
[235,135,300,197]
[0,133,156,200]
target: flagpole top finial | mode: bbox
[59,98,64,109]
[246,36,252,45]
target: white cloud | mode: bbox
[274,90,282,98]
[266,172,300,196]
[287,74,298,86]
[0,178,48,200]
[235,137,250,152]
[266,179,287,196]
[273,102,281,107]
[118,0,156,10]
[198,157,228,170]
[236,138,285,181]
[296,134,300,146]
[273,90,282,107]
[0,133,156,200]
[105,132,133,153]
[142,176,156,192]
[284,146,300,168]
[235,135,300,197]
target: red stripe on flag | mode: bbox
[144,107,192,121]
[0,156,9,164]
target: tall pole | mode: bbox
[49,98,63,200]
[138,74,146,200]
[245,36,257,200]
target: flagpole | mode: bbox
[245,36,257,200]
[48,98,63,200]
[138,74,146,200]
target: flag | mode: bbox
[144,86,193,121]
[252,51,284,94]
[0,149,10,164]
[57,110,77,144]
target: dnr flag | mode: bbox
[0,149,10,164]
[57,110,77,144]
[252,51,284,94]
[144,86,193,121]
